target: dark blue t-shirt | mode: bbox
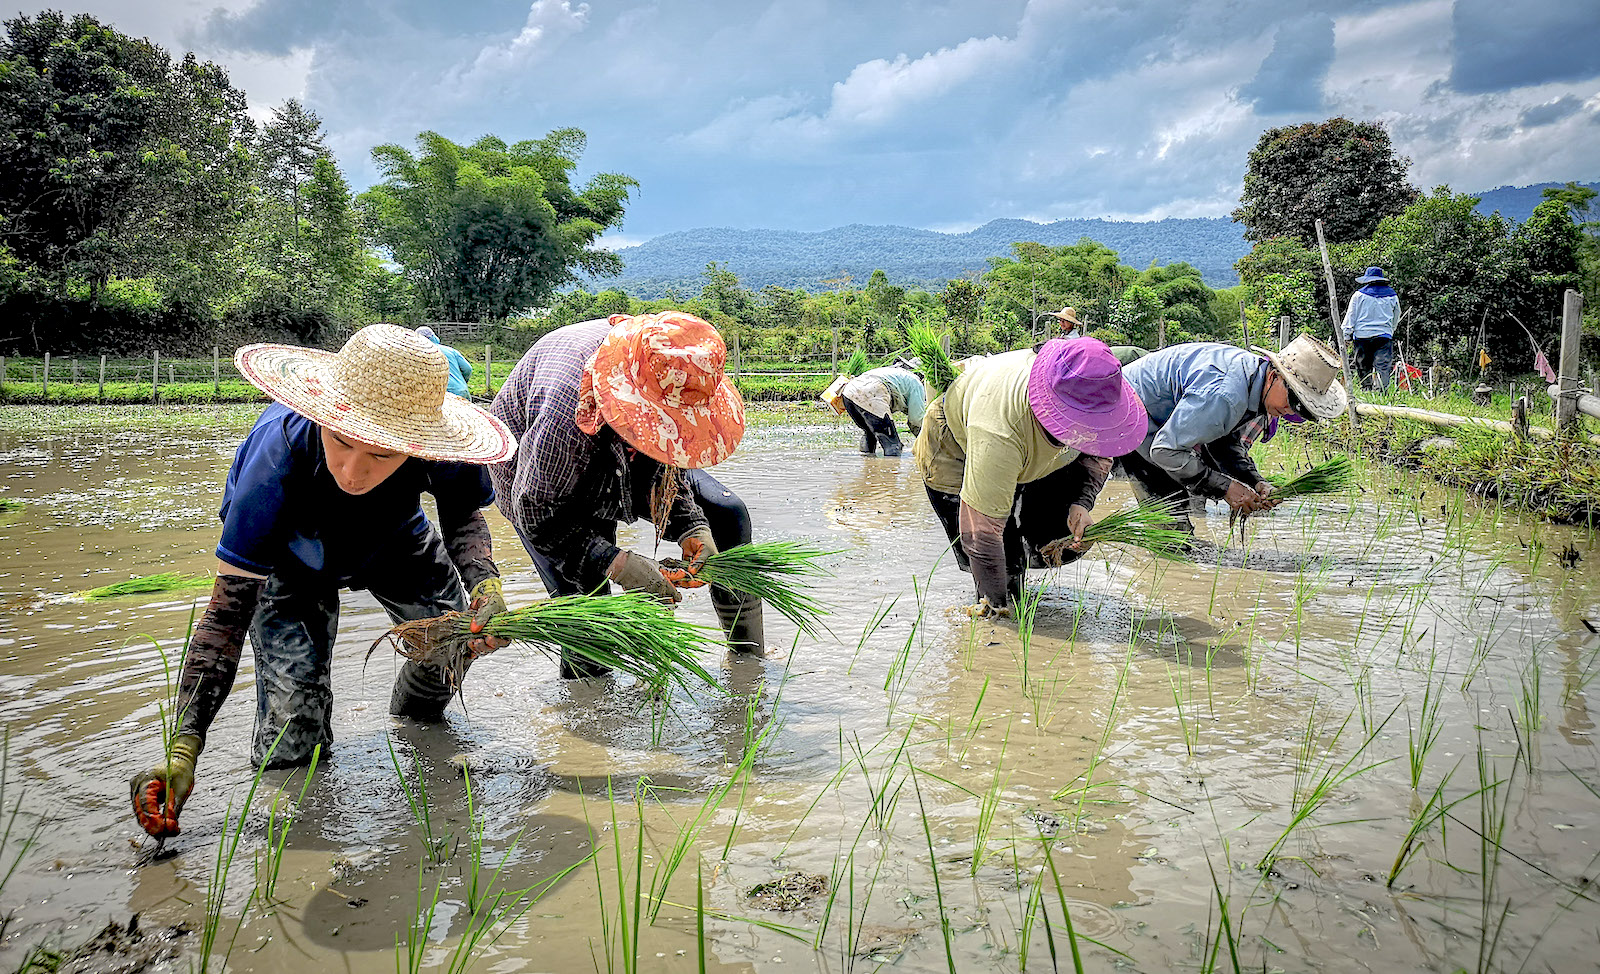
[217,403,495,584]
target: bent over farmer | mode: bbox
[130,324,518,840]
[914,337,1148,617]
[841,364,926,457]
[489,311,762,672]
[1114,335,1348,533]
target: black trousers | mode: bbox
[843,397,903,456]
[924,462,1088,602]
[1352,335,1394,391]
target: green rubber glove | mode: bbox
[130,733,202,839]
[466,576,508,656]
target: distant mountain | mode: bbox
[596,182,1598,298]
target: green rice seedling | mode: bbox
[1053,646,1134,822]
[254,744,321,905]
[1387,765,1485,887]
[841,348,868,377]
[1200,860,1243,974]
[1473,741,1518,974]
[1037,837,1097,974]
[0,498,23,514]
[847,595,898,674]
[1257,705,1396,874]
[1014,583,1046,691]
[1516,648,1543,744]
[371,591,725,697]
[1407,677,1446,791]
[1166,661,1198,757]
[909,767,958,974]
[1039,498,1193,563]
[196,726,288,974]
[972,726,1012,875]
[907,323,958,393]
[387,737,449,863]
[679,541,838,638]
[395,858,442,974]
[0,731,45,943]
[79,571,212,600]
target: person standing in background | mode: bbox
[418,326,474,398]
[1341,267,1400,392]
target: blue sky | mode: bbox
[47,1,1600,246]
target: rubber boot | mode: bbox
[389,657,468,721]
[859,430,877,455]
[713,590,766,654]
[878,429,904,457]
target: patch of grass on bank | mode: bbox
[1292,415,1600,525]
[0,403,268,436]
[0,380,267,405]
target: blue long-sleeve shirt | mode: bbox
[422,331,474,397]
[1119,343,1268,496]
[1341,286,1399,340]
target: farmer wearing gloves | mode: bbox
[130,324,518,840]
[1341,266,1400,391]
[489,311,760,672]
[915,338,1148,617]
[1115,335,1348,533]
[841,364,926,457]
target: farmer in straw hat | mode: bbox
[1340,266,1400,392]
[130,324,519,840]
[1044,306,1084,338]
[489,311,761,670]
[914,337,1149,617]
[1113,334,1349,534]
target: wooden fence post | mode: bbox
[72,358,78,383]
[1554,288,1584,432]
[831,324,839,375]
[168,364,174,386]
[42,353,49,399]
[1279,316,1291,348]
[98,354,106,401]
[484,345,492,396]
[1314,219,1360,429]
[732,333,742,380]
[213,346,220,393]
[152,350,160,404]
[1157,318,1167,350]
[0,355,6,401]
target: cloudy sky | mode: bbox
[41,0,1600,244]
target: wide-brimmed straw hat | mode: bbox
[1044,306,1083,329]
[575,311,745,468]
[235,323,516,463]
[1355,266,1389,284]
[1250,333,1349,422]
[1026,337,1148,457]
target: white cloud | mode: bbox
[444,1,589,94]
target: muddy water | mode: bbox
[1,420,1598,973]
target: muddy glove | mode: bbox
[606,550,682,604]
[466,576,509,656]
[663,526,717,589]
[964,597,1013,619]
[130,733,202,839]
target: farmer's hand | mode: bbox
[466,576,509,657]
[664,526,717,589]
[1222,480,1264,513]
[1065,504,1095,554]
[1253,480,1284,511]
[964,597,1013,619]
[607,551,683,605]
[130,734,201,839]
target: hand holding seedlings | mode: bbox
[660,525,717,589]
[465,576,510,656]
[130,733,201,839]
[606,550,682,604]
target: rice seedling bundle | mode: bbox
[79,571,212,600]
[1266,454,1356,500]
[370,592,724,696]
[1038,498,1193,564]
[841,348,868,377]
[667,540,836,637]
[0,498,23,514]
[907,324,957,394]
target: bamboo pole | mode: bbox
[1354,400,1600,446]
[1313,220,1360,429]
[1554,288,1584,431]
[1545,384,1600,421]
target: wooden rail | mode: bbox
[1353,401,1600,447]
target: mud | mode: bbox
[1,420,1598,973]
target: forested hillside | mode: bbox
[600,183,1600,298]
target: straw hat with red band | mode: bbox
[235,323,517,464]
[575,311,745,468]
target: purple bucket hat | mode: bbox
[1026,338,1148,457]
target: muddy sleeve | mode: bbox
[439,507,499,593]
[1204,433,1263,488]
[958,500,1013,607]
[175,574,265,745]
[1061,454,1113,511]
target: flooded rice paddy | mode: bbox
[1,413,1598,973]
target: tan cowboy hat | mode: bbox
[1251,333,1349,422]
[575,311,745,468]
[1044,306,1083,329]
[235,323,516,463]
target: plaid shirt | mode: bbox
[489,319,707,584]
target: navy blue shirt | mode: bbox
[217,403,495,584]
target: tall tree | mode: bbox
[1232,117,1418,246]
[258,99,329,239]
[358,129,636,321]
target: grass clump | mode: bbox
[79,572,212,600]
[1039,498,1193,563]
[370,591,725,695]
[674,540,837,637]
[907,324,957,394]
